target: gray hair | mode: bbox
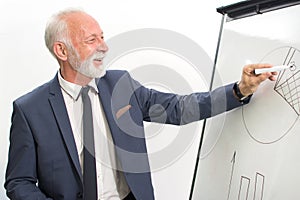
[44,8,83,58]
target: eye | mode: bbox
[86,37,96,44]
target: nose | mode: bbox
[97,39,109,53]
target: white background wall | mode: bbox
[0,0,236,199]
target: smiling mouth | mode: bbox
[92,53,106,65]
[93,59,103,67]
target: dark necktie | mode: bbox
[81,86,98,200]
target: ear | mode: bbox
[53,42,68,61]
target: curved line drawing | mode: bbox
[242,108,299,144]
[242,46,300,144]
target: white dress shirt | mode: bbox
[58,72,130,200]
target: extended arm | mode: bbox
[130,63,276,125]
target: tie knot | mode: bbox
[81,86,90,98]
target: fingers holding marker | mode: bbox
[253,64,292,81]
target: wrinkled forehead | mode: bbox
[65,12,103,39]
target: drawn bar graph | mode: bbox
[227,152,266,200]
[238,176,250,200]
[253,173,265,200]
[237,173,265,200]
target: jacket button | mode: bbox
[77,192,83,199]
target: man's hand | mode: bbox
[238,63,277,97]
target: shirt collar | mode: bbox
[58,71,99,101]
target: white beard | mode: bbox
[69,49,106,78]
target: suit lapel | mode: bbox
[96,77,130,149]
[48,74,82,182]
[97,78,117,136]
[96,76,136,151]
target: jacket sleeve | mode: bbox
[4,101,53,200]
[127,72,248,125]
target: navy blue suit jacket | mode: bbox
[5,70,245,200]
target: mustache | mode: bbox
[91,52,106,61]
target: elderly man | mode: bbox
[4,9,276,200]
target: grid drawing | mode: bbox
[274,47,300,116]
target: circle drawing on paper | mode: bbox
[242,46,300,144]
